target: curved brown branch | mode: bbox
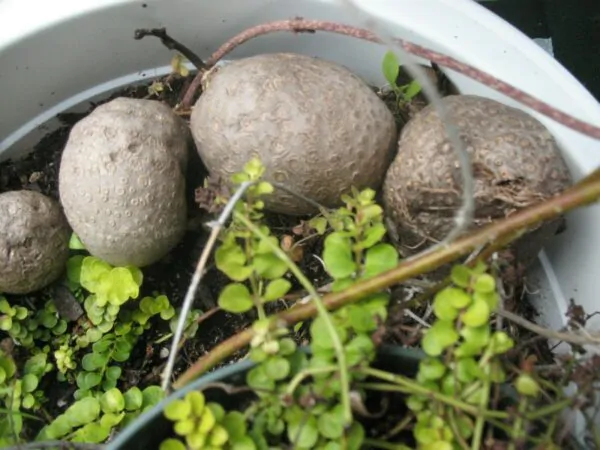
[173,169,600,389]
[181,19,600,140]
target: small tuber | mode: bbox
[383,94,573,267]
[59,97,190,267]
[190,53,397,215]
[0,190,70,294]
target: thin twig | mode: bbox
[173,169,600,387]
[161,181,255,392]
[497,309,600,347]
[134,27,208,71]
[182,19,600,140]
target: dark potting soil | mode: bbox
[0,66,560,443]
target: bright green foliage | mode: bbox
[0,297,67,348]
[169,164,389,448]
[161,390,256,450]
[1,243,174,445]
[37,385,163,443]
[214,158,289,316]
[67,255,144,337]
[409,264,516,449]
[381,50,422,104]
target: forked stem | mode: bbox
[181,19,600,141]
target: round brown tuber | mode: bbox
[382,94,573,268]
[190,53,397,215]
[0,190,71,294]
[59,97,190,267]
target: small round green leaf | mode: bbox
[198,406,216,433]
[461,298,490,328]
[473,273,496,293]
[323,232,357,279]
[164,399,191,421]
[100,388,125,414]
[460,324,490,348]
[422,320,459,357]
[218,283,254,313]
[515,373,540,397]
[363,243,399,278]
[246,365,275,391]
[264,356,290,381]
[159,439,186,450]
[287,414,319,449]
[317,406,344,439]
[124,387,143,411]
[436,287,472,312]
[215,243,253,282]
[450,265,472,287]
[490,331,515,355]
[174,418,195,436]
[263,278,292,302]
[22,393,35,409]
[418,358,446,381]
[142,385,165,408]
[65,397,101,428]
[185,390,205,416]
[209,424,229,446]
[22,373,39,393]
[456,357,482,383]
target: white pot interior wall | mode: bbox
[1,0,599,340]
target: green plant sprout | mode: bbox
[382,50,422,104]
[0,297,68,348]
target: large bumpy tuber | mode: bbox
[383,95,573,268]
[190,53,397,215]
[59,97,190,267]
[0,190,71,294]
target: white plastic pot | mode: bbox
[1,0,599,371]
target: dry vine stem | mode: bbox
[180,19,600,141]
[174,168,600,388]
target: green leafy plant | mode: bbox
[160,390,255,450]
[67,255,143,342]
[36,385,164,443]
[1,239,176,444]
[381,50,422,104]
[160,160,400,448]
[159,158,595,450]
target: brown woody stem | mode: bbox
[180,19,600,141]
[173,169,600,388]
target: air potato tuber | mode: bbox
[383,94,573,268]
[0,190,70,294]
[190,52,397,215]
[59,97,190,267]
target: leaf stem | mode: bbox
[508,398,528,450]
[471,371,491,450]
[233,211,353,426]
[356,370,507,420]
[285,365,338,396]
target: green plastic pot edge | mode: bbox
[106,344,424,450]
